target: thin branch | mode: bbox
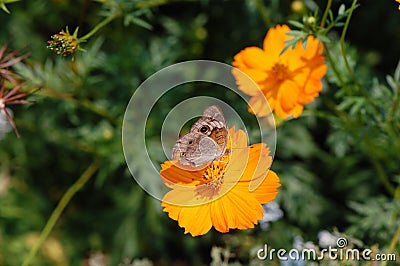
[320,0,332,28]
[21,160,100,266]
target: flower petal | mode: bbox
[232,68,265,97]
[210,199,230,233]
[279,80,300,110]
[250,170,281,204]
[162,201,182,220]
[233,47,271,72]
[225,190,263,229]
[160,161,203,186]
[263,24,292,60]
[178,204,213,236]
[247,94,273,117]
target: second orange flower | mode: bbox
[232,24,327,119]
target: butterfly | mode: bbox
[172,105,228,167]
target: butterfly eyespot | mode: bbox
[172,105,227,167]
[200,126,209,133]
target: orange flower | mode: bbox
[232,24,327,119]
[397,0,400,10]
[160,128,280,236]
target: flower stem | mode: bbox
[38,88,121,127]
[255,0,271,27]
[337,0,381,113]
[320,0,332,28]
[79,98,122,127]
[320,1,346,89]
[322,42,345,87]
[395,183,400,200]
[366,140,395,196]
[381,180,400,266]
[135,0,174,8]
[21,160,100,266]
[78,0,199,42]
[79,13,120,42]
[339,0,357,91]
[381,224,400,266]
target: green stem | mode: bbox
[323,21,337,34]
[319,2,346,88]
[366,141,395,196]
[255,0,271,27]
[321,95,349,122]
[322,96,395,196]
[79,13,120,42]
[79,98,122,127]
[136,0,173,8]
[38,89,121,127]
[381,225,400,266]
[21,161,100,266]
[79,0,193,42]
[395,183,400,200]
[337,0,381,113]
[320,0,332,28]
[301,109,332,120]
[339,0,357,90]
[322,42,345,87]
[381,177,400,266]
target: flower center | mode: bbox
[194,161,227,199]
[202,162,225,182]
[270,62,290,81]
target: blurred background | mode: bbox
[0,0,399,265]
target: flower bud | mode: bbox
[47,30,79,56]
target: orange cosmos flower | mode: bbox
[396,0,400,10]
[160,128,280,236]
[232,24,327,119]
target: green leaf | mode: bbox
[0,0,19,13]
[337,96,364,112]
[302,37,308,49]
[386,75,398,95]
[334,22,345,27]
[347,197,400,243]
[288,20,305,29]
[281,36,301,54]
[280,164,329,227]
[0,2,10,13]
[395,58,400,82]
[338,4,346,16]
[124,15,153,30]
[328,9,334,23]
[316,34,330,43]
[72,26,80,38]
[285,30,305,37]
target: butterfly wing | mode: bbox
[172,132,203,166]
[202,105,226,124]
[189,105,228,155]
[171,105,228,167]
